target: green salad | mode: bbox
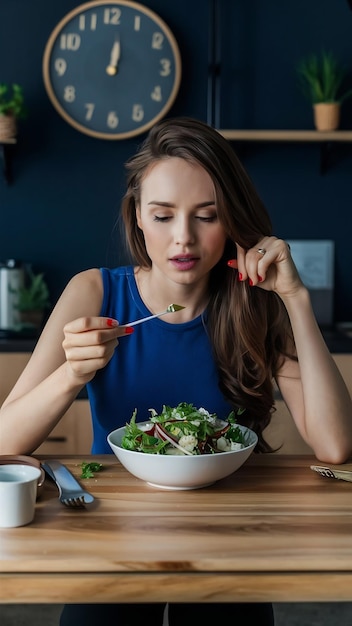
[121,402,247,456]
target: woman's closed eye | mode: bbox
[195,215,218,222]
[153,214,218,223]
[153,215,172,222]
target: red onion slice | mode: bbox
[154,423,193,456]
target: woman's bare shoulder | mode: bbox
[67,267,103,288]
[48,268,104,321]
[62,268,102,298]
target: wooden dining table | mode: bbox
[1,453,352,604]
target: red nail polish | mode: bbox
[227,259,238,269]
[107,318,118,327]
[237,273,243,281]
[258,275,263,282]
[124,326,134,335]
[249,278,253,286]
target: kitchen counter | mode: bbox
[0,337,38,352]
[319,326,352,353]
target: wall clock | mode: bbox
[42,0,182,140]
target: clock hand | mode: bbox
[106,36,120,76]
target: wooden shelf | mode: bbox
[218,129,352,141]
[218,129,352,173]
[0,138,17,184]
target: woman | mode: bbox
[1,117,351,625]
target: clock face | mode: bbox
[42,0,182,139]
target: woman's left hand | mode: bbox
[230,237,304,299]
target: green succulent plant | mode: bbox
[296,50,352,104]
[0,83,27,118]
[16,271,51,312]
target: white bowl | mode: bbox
[107,422,258,490]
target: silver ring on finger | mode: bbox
[256,248,266,256]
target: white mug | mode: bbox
[0,464,42,528]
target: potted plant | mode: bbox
[0,83,26,140]
[16,269,51,331]
[296,50,352,131]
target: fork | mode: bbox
[42,460,95,508]
[124,303,185,327]
[310,465,352,483]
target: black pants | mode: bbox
[60,602,275,625]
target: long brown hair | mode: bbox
[121,117,294,452]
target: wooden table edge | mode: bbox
[2,571,352,603]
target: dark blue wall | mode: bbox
[1,0,352,322]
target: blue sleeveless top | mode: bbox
[87,266,232,453]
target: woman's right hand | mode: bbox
[0,272,134,455]
[62,316,133,384]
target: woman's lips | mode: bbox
[169,256,199,271]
